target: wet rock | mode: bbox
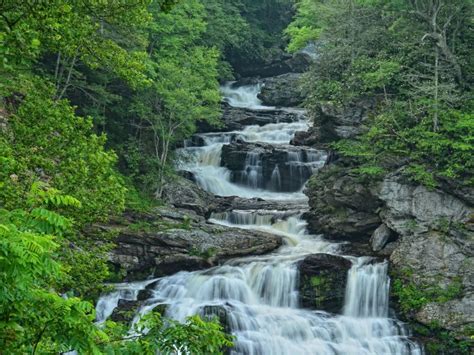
[304,164,382,241]
[201,305,230,332]
[290,127,320,147]
[298,254,352,313]
[214,196,307,213]
[108,221,283,281]
[370,224,396,252]
[197,102,305,133]
[110,299,141,323]
[162,175,217,217]
[221,141,326,192]
[258,73,304,107]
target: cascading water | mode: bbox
[220,82,273,110]
[97,82,423,354]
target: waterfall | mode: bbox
[270,165,282,191]
[98,82,423,354]
[220,82,273,110]
[344,260,390,318]
[240,151,264,189]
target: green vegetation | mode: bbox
[1,0,284,352]
[309,275,330,308]
[287,0,474,187]
[392,269,463,314]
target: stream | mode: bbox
[96,82,423,354]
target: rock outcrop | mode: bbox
[162,174,218,217]
[258,73,304,107]
[370,224,396,252]
[163,174,307,215]
[235,52,313,78]
[221,141,326,192]
[100,208,283,281]
[316,100,373,141]
[298,254,352,313]
[197,102,305,133]
[298,99,376,146]
[290,126,320,147]
[304,164,382,241]
[304,162,474,337]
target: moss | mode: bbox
[409,321,472,354]
[189,247,217,260]
[392,269,464,314]
[424,329,472,355]
[308,275,331,308]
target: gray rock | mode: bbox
[236,52,313,78]
[197,102,305,133]
[290,127,320,147]
[391,231,473,291]
[298,254,352,313]
[304,164,382,241]
[221,141,326,192]
[391,230,474,335]
[416,295,474,332]
[311,99,376,143]
[162,175,217,217]
[258,73,305,107]
[108,222,283,281]
[370,224,396,252]
[378,173,472,236]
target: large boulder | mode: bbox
[221,141,326,192]
[298,254,352,313]
[162,175,217,217]
[105,211,283,281]
[258,73,305,107]
[304,164,382,241]
[290,127,320,147]
[370,224,397,252]
[311,99,376,143]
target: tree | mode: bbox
[286,0,474,185]
[123,0,222,197]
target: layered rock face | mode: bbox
[258,73,305,107]
[94,207,282,281]
[291,98,377,149]
[296,90,473,341]
[304,157,474,339]
[197,102,304,133]
[304,166,382,241]
[221,142,326,192]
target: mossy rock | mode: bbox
[298,253,352,313]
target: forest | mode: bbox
[0,0,472,354]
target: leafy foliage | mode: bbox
[0,0,251,352]
[287,0,474,186]
[0,185,232,353]
[0,85,126,224]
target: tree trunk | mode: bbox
[433,47,439,131]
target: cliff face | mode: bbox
[301,102,474,345]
